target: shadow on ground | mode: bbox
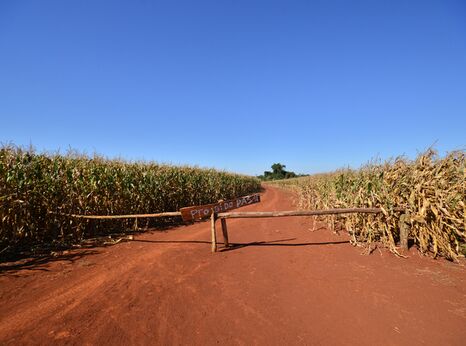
[132,237,350,252]
[221,239,350,252]
[1,235,349,274]
[0,250,99,275]
[0,219,194,265]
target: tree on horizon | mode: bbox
[259,163,297,181]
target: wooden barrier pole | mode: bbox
[211,210,217,253]
[217,207,405,219]
[49,211,182,220]
[221,218,229,248]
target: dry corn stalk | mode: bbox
[270,149,465,261]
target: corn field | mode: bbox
[269,150,465,261]
[0,145,261,253]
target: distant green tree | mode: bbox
[259,163,298,181]
[271,163,286,178]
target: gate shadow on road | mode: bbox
[221,239,350,252]
[131,238,350,252]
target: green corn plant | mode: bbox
[0,145,261,253]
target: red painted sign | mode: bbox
[180,194,260,222]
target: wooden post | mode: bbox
[211,210,217,253]
[399,214,409,251]
[221,218,229,248]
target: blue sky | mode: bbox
[1,0,465,175]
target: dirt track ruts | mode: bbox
[1,186,465,345]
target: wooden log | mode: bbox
[49,211,182,219]
[221,218,229,248]
[399,214,409,250]
[211,210,217,253]
[217,207,405,219]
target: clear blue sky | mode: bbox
[1,0,465,175]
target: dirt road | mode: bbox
[1,187,465,345]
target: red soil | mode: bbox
[1,187,465,345]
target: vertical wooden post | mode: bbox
[221,218,229,248]
[399,214,409,251]
[211,210,217,253]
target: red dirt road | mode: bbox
[1,187,465,345]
